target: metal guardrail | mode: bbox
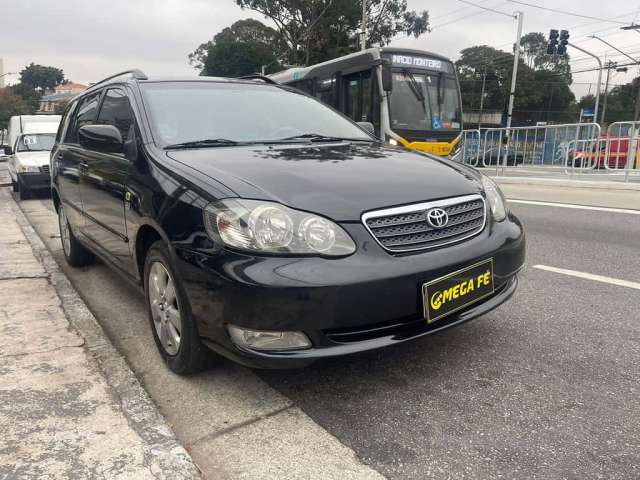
[459,122,640,180]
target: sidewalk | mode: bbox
[0,188,201,479]
[0,159,10,187]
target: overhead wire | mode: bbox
[429,0,490,21]
[503,0,629,24]
[455,0,516,18]
[431,2,510,30]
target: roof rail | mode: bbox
[238,74,277,84]
[90,69,148,89]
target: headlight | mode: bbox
[203,199,356,256]
[481,176,507,222]
[17,164,40,173]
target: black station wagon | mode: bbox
[51,70,525,373]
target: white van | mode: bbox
[7,115,61,199]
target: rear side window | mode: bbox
[57,100,78,143]
[96,88,134,142]
[65,91,101,144]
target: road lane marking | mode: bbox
[508,199,640,215]
[533,265,640,291]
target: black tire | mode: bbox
[144,240,212,374]
[58,205,94,267]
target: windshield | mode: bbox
[140,82,373,146]
[17,133,56,152]
[389,71,461,132]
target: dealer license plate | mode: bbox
[423,259,494,323]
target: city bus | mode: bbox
[269,47,463,156]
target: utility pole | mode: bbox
[361,0,367,51]
[502,10,523,171]
[601,61,615,124]
[478,67,487,129]
[590,34,640,121]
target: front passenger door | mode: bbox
[79,87,135,271]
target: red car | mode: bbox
[574,133,638,169]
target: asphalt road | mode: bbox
[12,185,640,479]
[260,202,640,479]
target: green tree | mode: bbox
[19,63,64,91]
[190,19,283,76]
[519,32,570,76]
[235,0,429,65]
[457,36,575,125]
[10,83,41,113]
[0,88,31,130]
[597,78,639,124]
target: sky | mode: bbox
[2,0,640,100]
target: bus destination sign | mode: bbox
[391,54,446,71]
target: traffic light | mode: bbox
[547,29,559,55]
[557,30,570,55]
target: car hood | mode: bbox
[165,143,483,221]
[15,151,51,167]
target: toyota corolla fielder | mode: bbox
[50,70,525,373]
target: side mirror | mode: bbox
[381,63,393,92]
[78,125,123,154]
[357,122,375,135]
[2,146,12,155]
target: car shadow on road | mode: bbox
[258,315,507,399]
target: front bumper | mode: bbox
[18,171,51,190]
[174,212,526,369]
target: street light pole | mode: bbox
[505,11,523,134]
[502,10,523,172]
[478,67,487,130]
[568,42,602,122]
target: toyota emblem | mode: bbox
[426,208,449,228]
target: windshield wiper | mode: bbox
[271,133,373,143]
[403,69,427,113]
[164,138,246,150]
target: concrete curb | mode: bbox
[491,175,640,191]
[6,190,202,479]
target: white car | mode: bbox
[8,125,57,199]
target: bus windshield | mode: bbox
[389,71,461,132]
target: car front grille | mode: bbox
[40,165,50,175]
[362,194,486,253]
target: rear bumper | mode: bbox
[174,212,526,369]
[18,172,51,190]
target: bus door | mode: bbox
[343,70,380,136]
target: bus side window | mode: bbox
[315,77,335,107]
[362,72,372,123]
[368,70,381,136]
[344,75,360,122]
[289,80,313,95]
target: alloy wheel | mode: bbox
[148,261,182,356]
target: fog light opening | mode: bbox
[227,325,312,352]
